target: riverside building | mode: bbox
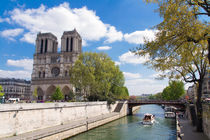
[31,29,82,101]
[202,72,210,98]
[0,78,31,100]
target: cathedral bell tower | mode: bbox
[61,29,82,54]
[35,32,58,54]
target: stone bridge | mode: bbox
[128,100,186,115]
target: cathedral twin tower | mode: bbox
[31,29,82,100]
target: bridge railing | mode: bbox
[128,99,186,104]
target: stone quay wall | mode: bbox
[185,103,210,139]
[202,103,210,139]
[0,101,131,139]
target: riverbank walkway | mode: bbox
[1,112,119,140]
[179,118,209,140]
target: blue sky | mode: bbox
[0,0,171,95]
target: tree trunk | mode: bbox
[196,80,203,132]
[208,38,210,64]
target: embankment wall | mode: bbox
[0,101,133,139]
[202,103,210,139]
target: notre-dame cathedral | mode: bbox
[31,29,82,100]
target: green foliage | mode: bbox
[162,80,185,100]
[148,95,155,100]
[68,90,75,101]
[0,85,4,97]
[51,87,64,101]
[134,0,209,81]
[33,88,38,98]
[154,92,162,99]
[145,0,210,17]
[69,52,128,103]
[148,92,163,100]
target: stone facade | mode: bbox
[187,84,197,103]
[202,72,210,99]
[0,78,31,100]
[202,103,210,139]
[31,29,82,101]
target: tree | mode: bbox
[162,81,185,100]
[33,88,38,99]
[145,0,210,63]
[186,0,210,16]
[69,52,127,103]
[0,85,4,97]
[146,0,209,16]
[68,90,75,101]
[51,87,64,101]
[154,92,162,99]
[110,86,129,100]
[148,95,155,99]
[132,0,209,131]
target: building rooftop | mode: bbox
[0,78,31,84]
[37,32,57,40]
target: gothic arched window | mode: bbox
[70,37,73,52]
[45,39,48,53]
[66,37,69,52]
[40,39,43,53]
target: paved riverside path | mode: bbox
[179,118,209,140]
[1,112,120,140]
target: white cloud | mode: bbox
[7,59,33,71]
[124,29,157,44]
[125,78,167,95]
[20,32,36,44]
[0,70,31,79]
[119,51,149,65]
[97,46,112,50]
[0,58,33,80]
[6,2,122,46]
[0,28,24,40]
[105,26,123,43]
[123,72,141,79]
[0,17,10,23]
[114,61,121,66]
[149,70,171,80]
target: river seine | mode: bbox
[68,104,176,140]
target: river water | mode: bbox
[68,105,176,140]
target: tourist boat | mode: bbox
[142,113,155,125]
[164,106,177,112]
[161,104,165,109]
[164,112,176,118]
[164,106,176,118]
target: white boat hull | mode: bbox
[165,112,176,118]
[142,119,154,125]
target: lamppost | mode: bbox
[2,96,5,103]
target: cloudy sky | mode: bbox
[0,0,171,95]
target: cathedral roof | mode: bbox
[37,32,57,40]
[63,29,81,38]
